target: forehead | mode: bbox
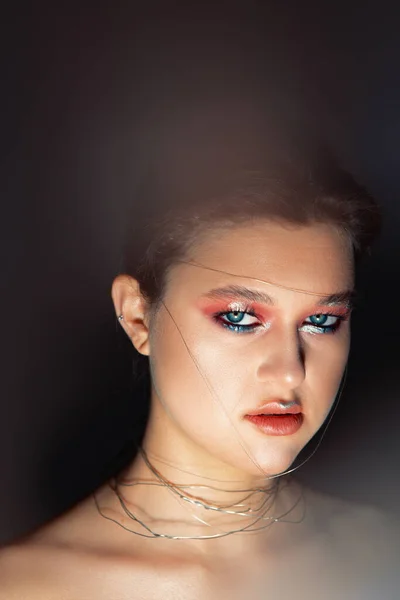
[170,221,354,296]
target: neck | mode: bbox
[104,407,303,543]
[111,453,283,542]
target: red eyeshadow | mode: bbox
[197,298,272,320]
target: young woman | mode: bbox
[1,116,399,599]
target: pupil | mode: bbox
[229,311,243,323]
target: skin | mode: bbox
[2,220,398,599]
[104,220,353,538]
[99,220,353,544]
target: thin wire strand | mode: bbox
[137,448,277,515]
[95,261,347,540]
[177,259,357,300]
[93,477,305,540]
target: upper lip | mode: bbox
[245,400,302,416]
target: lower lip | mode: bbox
[245,413,303,436]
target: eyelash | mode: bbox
[213,307,347,335]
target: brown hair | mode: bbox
[122,132,381,305]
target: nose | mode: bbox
[256,327,306,392]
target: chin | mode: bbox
[241,445,303,480]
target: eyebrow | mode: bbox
[201,285,356,308]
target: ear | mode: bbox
[111,274,151,356]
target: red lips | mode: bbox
[244,400,303,436]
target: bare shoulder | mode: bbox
[303,484,400,537]
[0,540,61,600]
[0,489,117,599]
[301,483,400,573]
[0,486,167,600]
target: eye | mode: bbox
[214,310,261,333]
[300,313,344,334]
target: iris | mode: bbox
[309,314,329,326]
[225,311,245,323]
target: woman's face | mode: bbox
[146,220,354,479]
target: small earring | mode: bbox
[118,314,124,321]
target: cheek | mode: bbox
[306,330,350,415]
[148,314,241,436]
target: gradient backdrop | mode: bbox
[1,3,399,544]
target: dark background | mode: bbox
[1,3,400,545]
